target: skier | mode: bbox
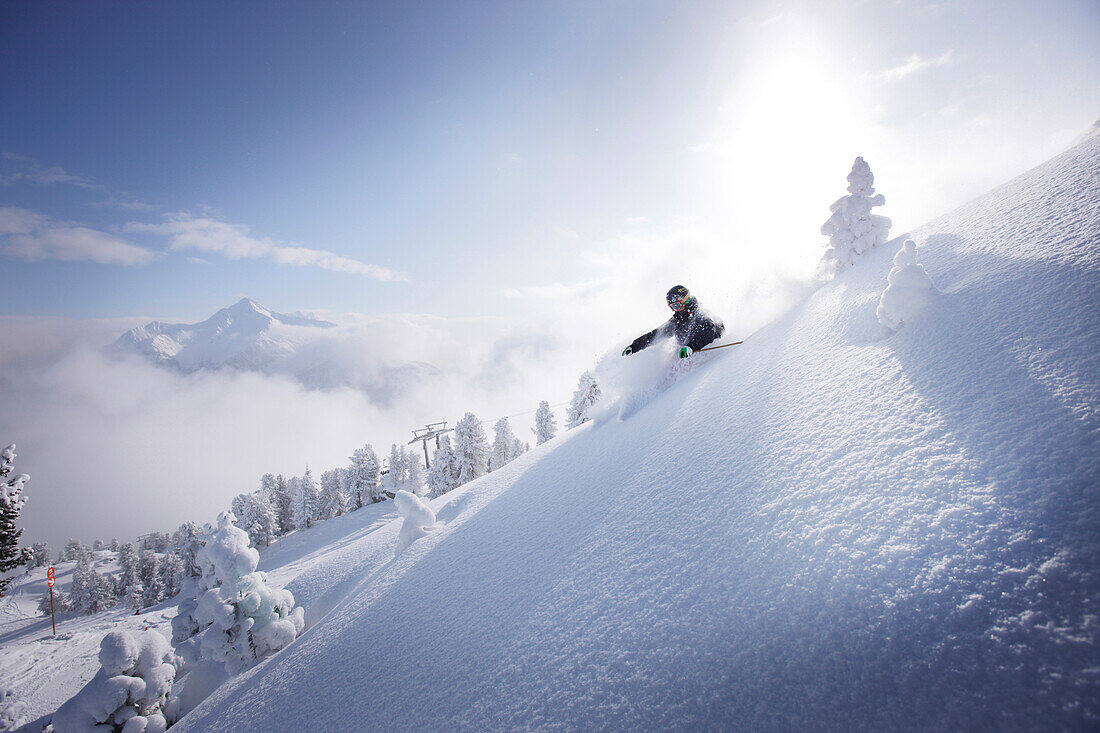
[622,285,725,359]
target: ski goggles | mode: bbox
[667,292,691,311]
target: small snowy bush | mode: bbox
[0,687,27,731]
[877,239,936,329]
[51,630,178,732]
[819,156,892,277]
[171,512,303,677]
[394,490,436,556]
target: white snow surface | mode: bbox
[168,134,1099,729]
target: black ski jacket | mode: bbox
[628,303,725,353]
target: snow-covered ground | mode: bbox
[0,501,402,729]
[6,130,1098,730]
[174,133,1098,729]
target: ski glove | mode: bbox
[622,346,633,356]
[679,346,693,359]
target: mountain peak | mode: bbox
[111,297,336,372]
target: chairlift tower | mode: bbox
[409,421,454,469]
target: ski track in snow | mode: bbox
[173,133,1099,730]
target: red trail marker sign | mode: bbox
[46,566,56,635]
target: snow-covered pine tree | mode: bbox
[272,474,293,534]
[71,554,115,615]
[250,492,278,548]
[406,454,425,496]
[52,629,179,732]
[129,576,145,613]
[533,401,557,445]
[30,541,50,568]
[117,542,138,583]
[0,444,31,593]
[172,523,204,579]
[231,492,258,536]
[64,539,85,561]
[318,469,347,521]
[120,546,142,606]
[453,412,489,485]
[511,437,526,461]
[292,467,320,530]
[348,445,381,507]
[490,417,516,471]
[819,156,892,277]
[427,437,458,499]
[386,444,403,492]
[160,551,186,599]
[566,370,601,428]
[38,586,68,615]
[140,549,165,607]
[92,539,105,551]
[109,538,120,552]
[171,512,304,676]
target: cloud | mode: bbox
[875,51,955,81]
[500,277,612,300]
[0,152,99,189]
[0,206,155,265]
[130,214,406,280]
[0,309,589,549]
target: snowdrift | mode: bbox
[177,134,1099,730]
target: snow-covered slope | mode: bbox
[180,134,1097,729]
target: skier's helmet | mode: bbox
[666,284,694,312]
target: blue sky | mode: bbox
[1,0,1097,322]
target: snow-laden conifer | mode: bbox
[565,371,601,429]
[140,550,165,608]
[317,469,347,520]
[394,490,436,556]
[231,492,277,548]
[159,552,185,600]
[52,629,179,732]
[453,413,489,485]
[0,444,31,592]
[64,539,87,562]
[71,554,116,615]
[292,468,320,530]
[387,444,409,491]
[39,586,69,615]
[171,512,303,677]
[819,157,892,277]
[30,541,50,568]
[406,454,425,496]
[533,401,557,445]
[511,438,526,461]
[347,445,381,508]
[427,437,458,499]
[171,524,203,579]
[271,475,293,534]
[490,417,515,471]
[877,239,936,330]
